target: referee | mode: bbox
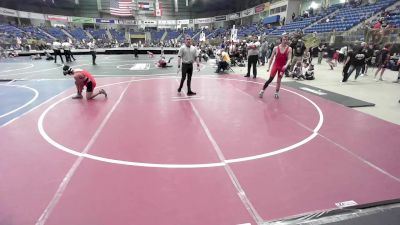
[177,36,199,96]
[88,39,97,65]
[52,39,64,64]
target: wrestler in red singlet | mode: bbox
[63,65,107,100]
[259,33,292,99]
[269,46,290,78]
[75,69,97,90]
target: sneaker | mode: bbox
[100,89,107,98]
[393,80,399,83]
[177,88,181,93]
[274,92,279,99]
[259,90,264,98]
[187,91,197,96]
[244,74,250,77]
[72,94,83,99]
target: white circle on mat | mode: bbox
[38,77,324,168]
[0,84,39,118]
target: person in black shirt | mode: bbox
[374,44,391,81]
[342,46,354,82]
[393,58,400,83]
[345,45,366,81]
[267,42,275,63]
[317,44,324,64]
[290,38,306,71]
[361,43,372,76]
[325,45,335,70]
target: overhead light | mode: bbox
[310,1,320,9]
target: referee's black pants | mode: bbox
[247,55,258,77]
[54,50,64,63]
[178,63,193,93]
[91,51,96,65]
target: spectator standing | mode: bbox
[245,35,260,78]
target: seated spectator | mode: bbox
[304,63,315,80]
[45,50,54,60]
[290,61,303,79]
[215,50,231,73]
[31,53,42,60]
[7,48,18,58]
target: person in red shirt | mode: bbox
[373,21,382,29]
[259,33,292,99]
[63,65,107,100]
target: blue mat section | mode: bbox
[0,80,74,126]
[0,85,35,115]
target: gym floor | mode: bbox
[0,54,399,225]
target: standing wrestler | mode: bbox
[259,33,292,99]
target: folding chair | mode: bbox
[223,64,235,73]
[226,64,234,73]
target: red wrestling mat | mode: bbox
[1,76,399,225]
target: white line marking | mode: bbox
[4,65,64,77]
[129,63,150,70]
[0,63,34,74]
[1,88,71,128]
[37,77,323,168]
[0,84,39,119]
[319,133,400,182]
[2,59,153,77]
[283,111,400,183]
[36,78,133,225]
[116,63,154,71]
[300,87,327,96]
[182,80,263,223]
[172,96,204,101]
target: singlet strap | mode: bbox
[277,45,288,55]
[284,46,289,54]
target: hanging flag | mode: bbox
[155,0,162,16]
[199,32,206,42]
[110,0,132,17]
[231,25,238,42]
[137,1,154,11]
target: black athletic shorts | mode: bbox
[86,81,93,92]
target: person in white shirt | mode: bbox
[62,40,75,62]
[52,39,64,64]
[245,35,260,78]
[177,36,200,95]
[339,46,348,63]
[88,39,96,65]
